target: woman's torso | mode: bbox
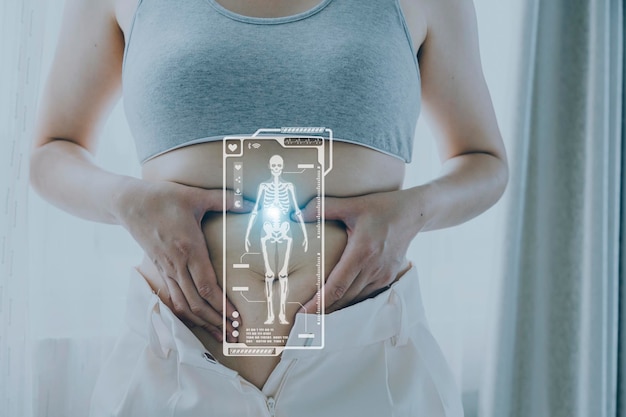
[137,142,406,388]
[114,0,425,389]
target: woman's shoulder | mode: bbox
[398,0,480,51]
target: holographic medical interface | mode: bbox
[223,128,333,356]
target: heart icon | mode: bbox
[228,143,238,152]
[235,164,242,170]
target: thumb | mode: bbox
[321,196,352,221]
[297,196,349,222]
[297,197,319,222]
[200,189,254,213]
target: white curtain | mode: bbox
[1,0,519,416]
[1,0,142,415]
[1,1,46,415]
[484,0,623,416]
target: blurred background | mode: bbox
[1,0,623,416]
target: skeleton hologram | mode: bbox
[245,155,309,325]
[223,133,329,356]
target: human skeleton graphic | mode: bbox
[245,155,308,325]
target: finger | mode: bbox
[301,243,363,313]
[349,261,409,306]
[326,265,389,312]
[346,278,391,308]
[323,240,368,308]
[188,253,237,321]
[181,266,239,343]
[201,189,254,214]
[299,196,351,223]
[175,265,224,326]
[329,271,380,311]
[299,291,320,315]
[162,271,224,341]
[356,281,391,301]
[187,245,240,335]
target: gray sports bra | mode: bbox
[122,0,421,163]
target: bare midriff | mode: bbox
[137,140,407,388]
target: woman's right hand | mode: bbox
[117,178,250,343]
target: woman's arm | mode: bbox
[30,0,241,342]
[30,0,127,222]
[300,0,508,312]
[410,0,508,231]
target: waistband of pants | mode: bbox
[124,263,428,363]
[282,263,428,357]
[124,267,240,376]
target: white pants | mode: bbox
[89,265,464,417]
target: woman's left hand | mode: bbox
[298,189,424,313]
